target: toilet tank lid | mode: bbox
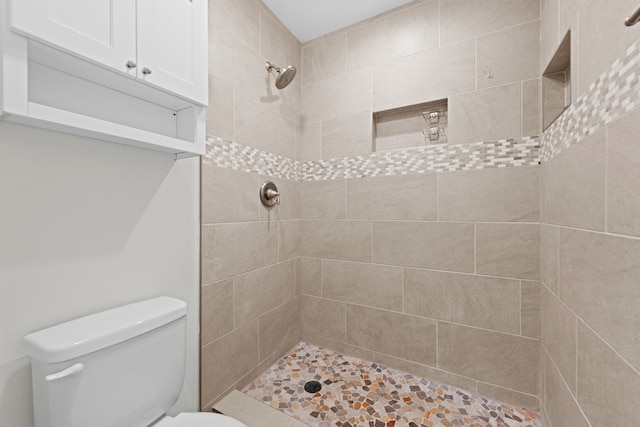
[23,297,186,363]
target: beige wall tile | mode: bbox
[404,269,521,334]
[347,174,437,221]
[373,40,476,111]
[477,21,540,89]
[299,180,346,219]
[206,77,235,141]
[209,0,259,52]
[259,9,301,73]
[521,281,541,339]
[440,0,540,46]
[577,0,640,96]
[560,228,640,370]
[373,352,478,393]
[438,322,539,394]
[299,220,372,262]
[373,221,474,272]
[347,304,437,366]
[209,29,268,101]
[540,224,559,294]
[543,353,590,427]
[522,79,542,136]
[234,92,296,158]
[302,34,347,86]
[322,260,403,311]
[233,260,295,327]
[259,176,299,221]
[476,382,540,409]
[577,322,640,427]
[202,165,259,224]
[260,80,301,125]
[558,0,584,40]
[278,220,299,262]
[476,223,540,280]
[539,0,559,74]
[295,257,321,297]
[301,69,372,124]
[296,122,322,161]
[202,222,278,283]
[302,332,374,360]
[258,297,301,360]
[540,286,577,395]
[202,278,234,345]
[544,128,606,231]
[438,166,539,222]
[322,112,373,159]
[346,1,439,72]
[201,319,259,406]
[301,295,346,342]
[607,107,640,237]
[448,83,522,144]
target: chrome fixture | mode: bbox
[142,67,152,76]
[125,60,137,69]
[265,61,297,89]
[625,5,640,26]
[260,181,280,207]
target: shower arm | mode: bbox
[626,5,640,26]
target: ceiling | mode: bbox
[261,0,416,43]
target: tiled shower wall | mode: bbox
[203,0,547,412]
[538,0,640,426]
[297,0,543,408]
[200,0,302,410]
[298,0,541,160]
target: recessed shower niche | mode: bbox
[373,99,448,152]
[543,30,571,129]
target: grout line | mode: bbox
[604,125,608,232]
[435,320,439,368]
[519,280,523,336]
[575,316,579,398]
[555,225,560,296]
[474,37,478,90]
[473,222,477,274]
[401,267,405,313]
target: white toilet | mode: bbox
[23,296,247,427]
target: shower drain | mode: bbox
[304,380,322,393]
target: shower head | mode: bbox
[265,61,297,89]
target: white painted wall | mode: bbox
[0,122,200,427]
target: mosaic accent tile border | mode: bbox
[243,342,542,427]
[300,137,540,181]
[541,40,640,162]
[204,136,300,181]
[204,135,540,182]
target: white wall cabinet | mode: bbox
[1,0,208,158]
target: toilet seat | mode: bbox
[157,412,248,427]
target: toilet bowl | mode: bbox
[23,297,247,427]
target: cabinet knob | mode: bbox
[125,60,137,69]
[142,67,152,76]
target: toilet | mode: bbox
[23,297,247,427]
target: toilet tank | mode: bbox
[23,297,187,427]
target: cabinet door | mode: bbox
[136,0,208,105]
[9,0,136,74]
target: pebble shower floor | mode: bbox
[242,342,543,427]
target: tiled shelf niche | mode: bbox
[373,99,448,152]
[543,31,571,130]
